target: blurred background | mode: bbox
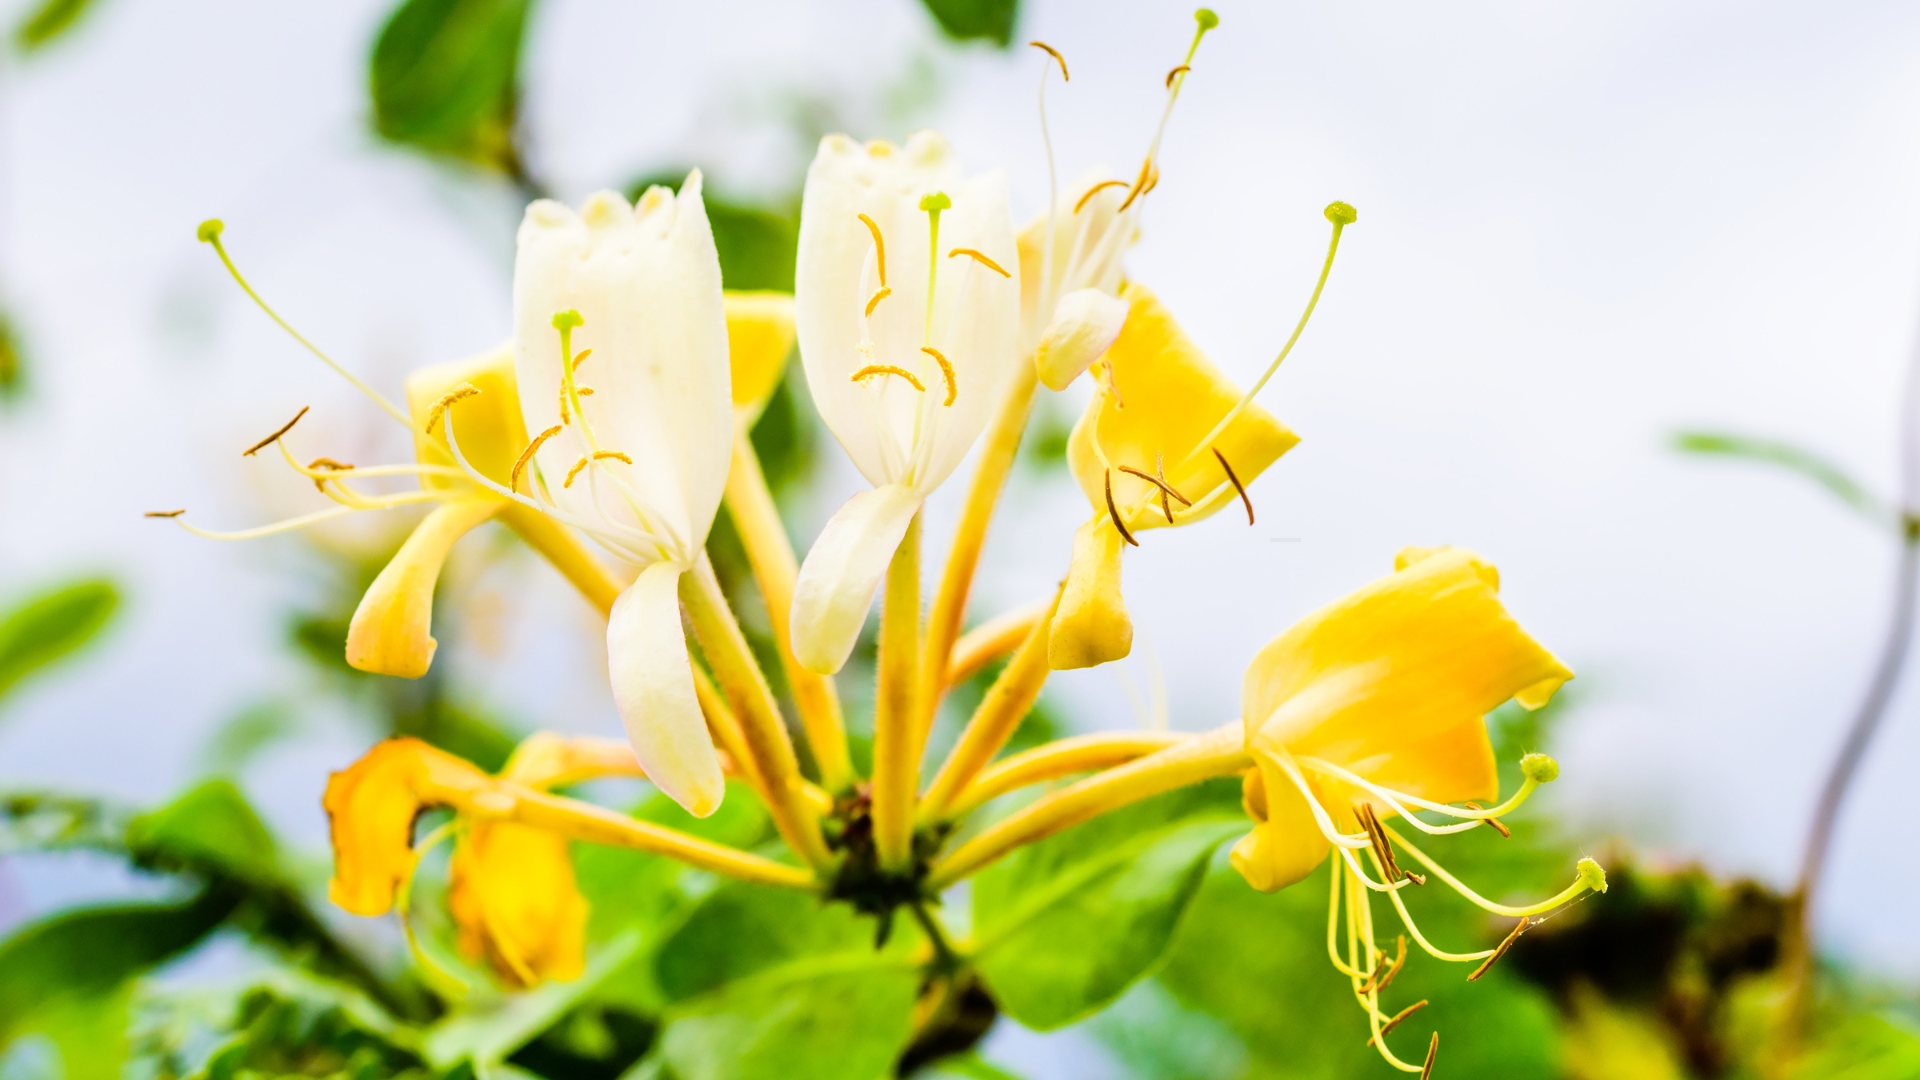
[4,0,1920,1077]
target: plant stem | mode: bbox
[681,556,835,872]
[920,586,1064,819]
[723,423,854,789]
[928,724,1248,888]
[512,787,815,889]
[908,900,960,973]
[873,513,924,871]
[919,365,1040,734]
[943,730,1193,816]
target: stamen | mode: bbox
[1356,802,1418,884]
[1467,918,1532,982]
[857,213,889,287]
[396,819,470,1001]
[564,456,592,488]
[921,345,957,406]
[852,364,926,392]
[592,450,632,466]
[559,382,569,425]
[1116,156,1155,213]
[1165,64,1190,88]
[1029,40,1068,80]
[948,248,1011,278]
[1463,802,1511,838]
[169,505,361,541]
[511,425,563,494]
[243,405,310,457]
[1366,1000,1428,1046]
[1074,180,1131,214]
[1104,470,1139,547]
[145,509,185,518]
[425,384,480,435]
[1212,447,1254,525]
[1358,935,1407,994]
[577,387,595,397]
[197,221,409,428]
[866,286,892,317]
[921,192,951,343]
[1420,1033,1438,1080]
[572,348,592,371]
[1118,465,1190,513]
[1386,825,1599,918]
[308,457,353,471]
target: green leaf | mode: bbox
[370,0,533,175]
[0,576,120,708]
[12,0,106,55]
[1673,430,1892,526]
[0,308,24,403]
[1,791,130,856]
[654,956,919,1080]
[127,779,282,885]
[970,782,1244,1030]
[141,972,433,1080]
[652,883,874,1003]
[918,0,1018,46]
[424,932,646,1069]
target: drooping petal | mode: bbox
[322,738,492,916]
[346,497,503,678]
[726,290,796,422]
[1229,753,1332,893]
[499,732,646,790]
[607,562,725,817]
[1035,287,1130,392]
[407,343,528,493]
[1016,171,1133,352]
[1048,517,1133,670]
[1066,283,1299,534]
[790,482,923,673]
[1241,548,1573,804]
[514,177,732,564]
[449,821,588,986]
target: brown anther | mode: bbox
[242,405,309,457]
[1420,1033,1438,1079]
[865,286,892,318]
[1029,40,1068,81]
[1464,801,1511,838]
[1117,155,1154,212]
[856,213,888,287]
[563,456,592,489]
[510,425,562,494]
[425,386,480,436]
[1165,64,1190,88]
[1356,802,1410,884]
[1212,447,1254,525]
[1118,460,1190,524]
[1366,1000,1429,1046]
[1467,918,1532,982]
[572,347,592,371]
[306,457,353,472]
[1358,935,1407,994]
[144,509,186,518]
[948,247,1011,278]
[1104,469,1140,547]
[591,450,632,466]
[921,346,957,406]
[851,364,926,392]
[1074,179,1131,214]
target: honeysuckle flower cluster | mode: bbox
[154,12,1603,1074]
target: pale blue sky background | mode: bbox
[3,0,1920,1022]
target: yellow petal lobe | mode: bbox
[449,821,588,986]
[322,738,492,917]
[1048,517,1133,670]
[346,497,503,678]
[725,290,797,418]
[407,343,529,492]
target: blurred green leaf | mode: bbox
[0,309,24,403]
[654,956,918,1080]
[653,883,875,1003]
[1085,978,1246,1080]
[971,781,1243,1030]
[143,974,432,1080]
[11,0,106,54]
[919,0,1018,46]
[1674,430,1892,526]
[919,1053,1030,1080]
[0,576,120,709]
[201,699,308,776]
[425,932,646,1070]
[127,778,282,886]
[370,0,533,177]
[1,791,130,856]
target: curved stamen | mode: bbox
[948,248,1011,278]
[1262,747,1372,850]
[865,286,892,318]
[425,384,480,435]
[166,504,360,541]
[396,818,469,1000]
[1297,755,1540,823]
[511,425,563,494]
[1074,180,1131,215]
[1385,825,1595,918]
[1029,39,1068,81]
[1213,448,1254,525]
[242,406,309,457]
[1103,470,1139,547]
[852,364,926,392]
[857,213,889,287]
[921,346,957,406]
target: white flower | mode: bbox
[1019,172,1136,391]
[462,176,732,816]
[789,131,1021,673]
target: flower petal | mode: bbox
[322,738,492,916]
[450,821,588,986]
[346,497,503,678]
[1048,517,1133,670]
[608,562,725,817]
[1229,755,1331,893]
[407,342,527,493]
[1017,170,1133,351]
[1241,548,1573,800]
[1035,287,1130,391]
[790,482,923,673]
[726,290,797,419]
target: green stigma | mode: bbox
[1195,8,1219,31]
[1576,857,1608,894]
[1519,752,1559,784]
[551,309,584,332]
[1324,201,1358,226]
[197,219,225,243]
[919,192,952,213]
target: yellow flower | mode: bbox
[1228,546,1600,1074]
[1049,283,1299,668]
[725,290,797,423]
[323,734,645,987]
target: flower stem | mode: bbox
[510,787,814,889]
[942,730,1193,816]
[920,364,1041,734]
[723,422,854,789]
[928,723,1248,888]
[681,556,835,872]
[873,513,924,871]
[920,586,1064,819]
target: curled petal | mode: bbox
[1035,288,1130,391]
[407,344,528,493]
[322,738,492,916]
[790,483,924,674]
[346,497,503,678]
[449,821,588,987]
[1048,517,1132,670]
[608,563,726,817]
[1229,750,1334,893]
